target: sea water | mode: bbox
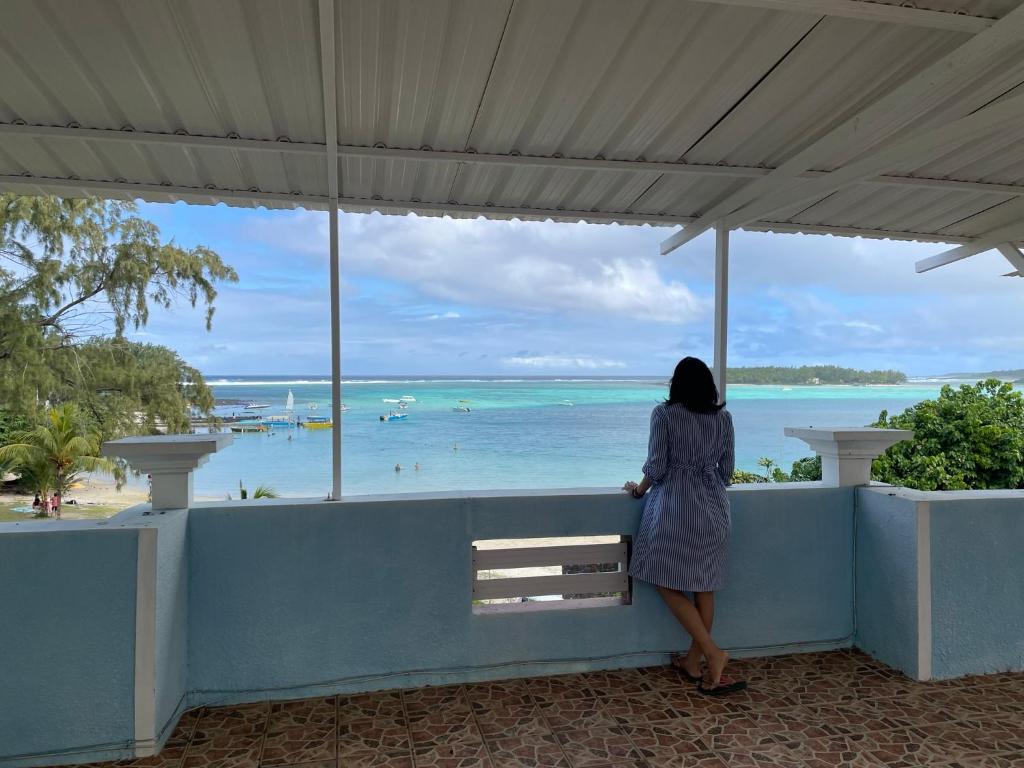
[191,376,971,499]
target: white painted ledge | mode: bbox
[101,434,233,510]
[785,427,913,487]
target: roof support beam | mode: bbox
[0,172,979,245]
[997,243,1024,275]
[916,214,1024,273]
[4,123,1024,199]
[693,0,995,34]
[660,0,1024,255]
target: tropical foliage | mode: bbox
[0,404,117,496]
[0,194,235,443]
[872,379,1024,490]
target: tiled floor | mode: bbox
[83,650,1024,768]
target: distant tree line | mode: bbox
[728,365,906,385]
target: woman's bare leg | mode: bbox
[681,591,715,675]
[657,586,728,685]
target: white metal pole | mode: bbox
[713,223,729,401]
[329,203,342,500]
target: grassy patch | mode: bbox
[0,502,123,522]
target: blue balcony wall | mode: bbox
[929,492,1024,679]
[853,488,921,678]
[0,526,138,766]
[186,485,854,704]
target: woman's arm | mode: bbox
[718,411,736,485]
[625,407,668,497]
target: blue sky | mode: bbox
[130,201,1023,377]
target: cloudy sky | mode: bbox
[129,202,1023,377]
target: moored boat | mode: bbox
[302,416,333,429]
[379,411,408,422]
[230,423,268,433]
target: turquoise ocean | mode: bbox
[190,376,980,499]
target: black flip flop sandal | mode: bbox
[697,676,748,696]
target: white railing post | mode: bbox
[101,434,233,510]
[713,223,729,399]
[784,427,913,486]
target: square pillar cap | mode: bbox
[784,426,913,457]
[101,433,233,472]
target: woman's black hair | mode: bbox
[666,356,725,413]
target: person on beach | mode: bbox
[624,356,745,696]
[32,494,41,512]
[51,492,61,519]
[42,495,51,517]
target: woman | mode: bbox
[624,357,745,696]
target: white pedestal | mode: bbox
[784,427,913,487]
[101,434,233,510]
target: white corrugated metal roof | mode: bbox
[1,0,1023,246]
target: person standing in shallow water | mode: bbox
[624,356,746,696]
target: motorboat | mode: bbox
[399,395,416,402]
[230,423,268,433]
[558,400,574,406]
[452,399,471,412]
[302,416,333,429]
[379,411,408,422]
[244,401,270,410]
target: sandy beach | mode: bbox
[0,472,148,520]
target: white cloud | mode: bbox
[502,355,627,369]
[339,214,706,325]
[425,311,460,320]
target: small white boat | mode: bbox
[558,400,574,406]
[383,398,401,403]
[452,399,471,413]
[244,401,270,410]
[340,404,351,413]
[399,395,416,402]
[307,401,318,410]
[285,390,295,412]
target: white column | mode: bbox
[713,223,729,400]
[784,427,913,486]
[329,202,342,500]
[101,434,233,510]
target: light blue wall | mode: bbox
[854,488,919,678]
[0,528,138,766]
[929,494,1024,678]
[152,510,190,741]
[187,485,854,703]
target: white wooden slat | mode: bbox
[473,543,627,571]
[472,571,628,601]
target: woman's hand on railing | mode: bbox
[622,480,646,498]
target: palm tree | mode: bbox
[0,404,116,496]
[252,484,279,499]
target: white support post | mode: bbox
[319,0,341,500]
[713,224,729,400]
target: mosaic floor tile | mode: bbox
[464,680,534,709]
[621,722,709,759]
[268,697,336,732]
[554,726,643,767]
[337,692,404,723]
[192,704,268,739]
[791,735,896,768]
[474,703,551,738]
[410,741,491,767]
[744,706,844,742]
[684,714,778,751]
[260,725,335,766]
[634,664,703,692]
[713,742,807,768]
[523,674,594,703]
[536,697,617,732]
[945,754,1024,768]
[336,748,413,767]
[407,709,483,747]
[601,692,690,725]
[181,742,262,768]
[641,753,729,768]
[582,668,657,697]
[337,717,410,754]
[111,746,186,768]
[486,732,568,767]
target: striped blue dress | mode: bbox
[629,403,735,593]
